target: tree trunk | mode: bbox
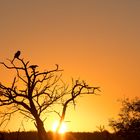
[35,117,48,140]
[29,99,48,140]
[56,103,67,133]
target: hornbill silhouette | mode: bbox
[12,51,21,63]
[29,65,38,69]
[29,65,38,74]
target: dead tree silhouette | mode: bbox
[0,52,62,140]
[55,80,100,133]
[0,52,99,140]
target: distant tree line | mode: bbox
[0,131,122,140]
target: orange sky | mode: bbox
[0,0,140,132]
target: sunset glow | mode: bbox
[52,121,67,134]
[0,0,140,133]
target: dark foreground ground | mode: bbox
[0,131,123,140]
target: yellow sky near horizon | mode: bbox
[0,0,140,132]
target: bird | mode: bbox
[12,51,21,63]
[29,65,38,69]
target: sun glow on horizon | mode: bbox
[52,120,67,134]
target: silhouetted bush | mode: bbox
[109,97,140,140]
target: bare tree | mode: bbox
[55,80,100,133]
[0,52,99,140]
[0,53,63,140]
